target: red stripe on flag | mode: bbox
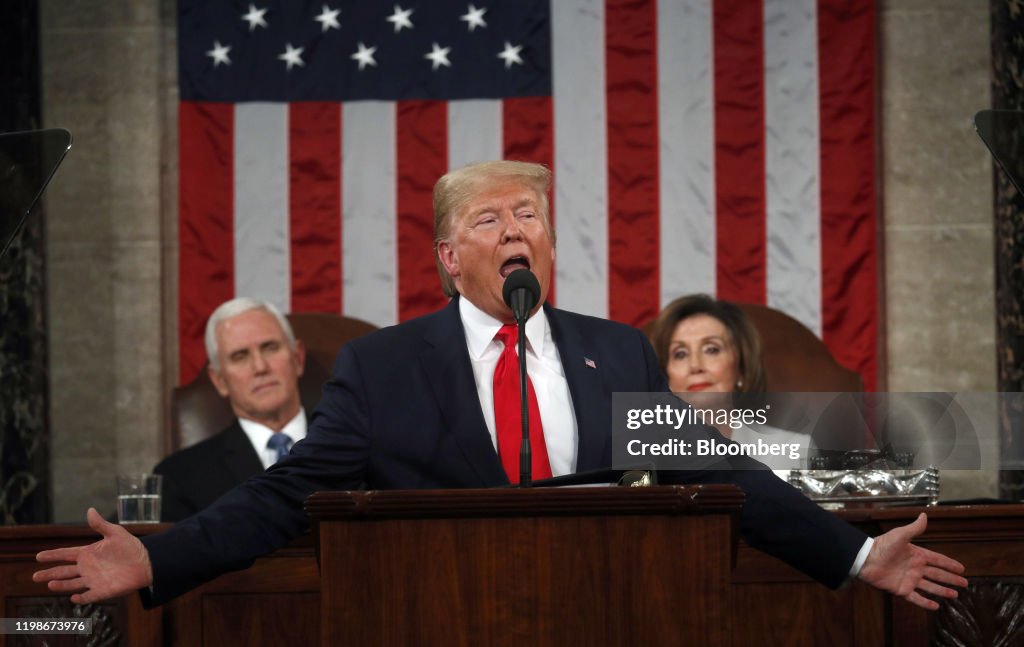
[396,101,448,321]
[288,103,342,314]
[503,97,556,305]
[818,0,878,391]
[179,101,234,384]
[713,0,766,303]
[605,0,660,326]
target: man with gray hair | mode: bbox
[154,297,307,521]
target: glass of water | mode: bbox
[116,474,162,523]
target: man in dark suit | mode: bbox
[154,421,262,522]
[36,161,966,611]
[154,298,307,522]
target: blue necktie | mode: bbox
[267,433,292,464]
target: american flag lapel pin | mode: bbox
[584,357,596,369]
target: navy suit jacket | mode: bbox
[142,297,866,605]
[153,421,264,522]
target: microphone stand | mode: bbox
[503,269,540,488]
[516,312,532,487]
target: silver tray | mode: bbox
[788,467,939,506]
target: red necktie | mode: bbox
[493,324,552,484]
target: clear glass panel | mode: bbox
[0,128,72,259]
[975,109,1024,193]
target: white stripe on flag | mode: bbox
[234,103,290,311]
[764,0,822,334]
[342,101,398,327]
[448,100,502,171]
[658,0,716,305]
[551,0,608,319]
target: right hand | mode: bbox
[33,507,154,604]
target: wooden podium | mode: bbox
[6,503,1024,645]
[305,485,744,646]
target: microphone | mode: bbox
[502,268,540,324]
[502,269,541,486]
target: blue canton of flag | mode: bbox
[178,1,552,102]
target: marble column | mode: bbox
[0,0,49,524]
[992,0,1024,499]
[40,0,169,522]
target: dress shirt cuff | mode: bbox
[849,536,874,578]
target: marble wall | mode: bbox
[40,0,175,521]
[36,0,999,520]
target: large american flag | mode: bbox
[177,0,878,389]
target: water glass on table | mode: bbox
[116,474,162,523]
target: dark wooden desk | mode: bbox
[0,524,163,647]
[0,524,317,647]
[2,504,1022,646]
[874,504,1024,647]
[731,504,1024,647]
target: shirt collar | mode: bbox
[238,407,307,447]
[459,296,548,360]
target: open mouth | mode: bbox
[499,256,531,278]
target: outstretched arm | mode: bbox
[858,512,967,611]
[33,508,153,604]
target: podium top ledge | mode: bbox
[305,484,744,523]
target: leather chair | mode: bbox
[735,303,864,435]
[168,313,378,453]
[736,303,863,393]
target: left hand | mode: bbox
[858,512,967,611]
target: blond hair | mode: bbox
[432,161,554,297]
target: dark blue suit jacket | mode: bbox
[142,297,866,605]
[153,421,264,522]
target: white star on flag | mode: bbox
[460,4,487,32]
[314,5,341,33]
[351,42,377,70]
[241,4,268,31]
[386,5,414,33]
[278,43,305,70]
[205,41,232,67]
[497,42,523,69]
[425,43,451,70]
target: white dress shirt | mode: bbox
[238,408,307,470]
[459,298,578,476]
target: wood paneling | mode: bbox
[309,486,743,647]
[3,501,1024,646]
